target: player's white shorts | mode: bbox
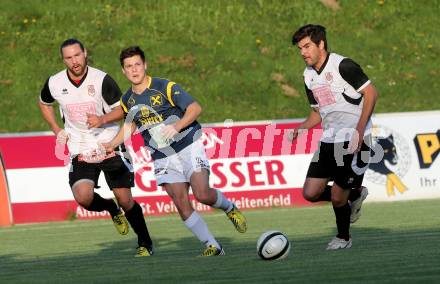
[153,140,210,185]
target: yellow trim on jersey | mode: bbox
[146,76,152,89]
[166,81,176,107]
[120,98,128,113]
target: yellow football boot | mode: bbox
[112,211,129,235]
[226,205,247,233]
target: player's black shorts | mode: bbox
[306,137,371,189]
[69,154,134,189]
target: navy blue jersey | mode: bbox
[120,77,202,160]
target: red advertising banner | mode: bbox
[0,121,319,224]
[2,111,440,225]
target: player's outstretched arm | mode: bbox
[288,108,321,141]
[102,122,136,152]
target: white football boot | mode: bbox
[326,237,352,250]
[350,186,369,223]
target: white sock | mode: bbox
[212,189,234,212]
[184,211,220,249]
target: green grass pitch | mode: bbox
[1,199,439,283]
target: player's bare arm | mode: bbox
[39,102,70,145]
[39,103,62,135]
[351,83,379,152]
[288,108,321,141]
[162,101,202,140]
[86,106,125,128]
[102,121,136,153]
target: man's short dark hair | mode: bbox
[119,46,146,67]
[292,24,327,50]
[60,38,85,56]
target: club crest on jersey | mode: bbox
[128,97,135,107]
[87,85,96,96]
[325,72,333,83]
[150,95,162,106]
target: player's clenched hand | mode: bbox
[86,113,103,128]
[286,128,305,142]
[161,124,178,140]
[348,128,363,153]
[100,142,114,154]
[286,129,298,142]
[56,129,69,145]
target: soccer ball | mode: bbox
[257,230,290,260]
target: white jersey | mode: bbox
[303,53,372,143]
[40,66,122,156]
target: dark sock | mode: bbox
[348,187,361,202]
[84,193,119,216]
[333,202,351,241]
[317,185,332,202]
[125,202,153,247]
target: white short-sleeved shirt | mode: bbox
[40,66,122,155]
[303,53,372,143]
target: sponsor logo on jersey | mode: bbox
[140,106,150,118]
[66,102,96,123]
[312,85,336,107]
[139,114,164,126]
[150,95,162,106]
[87,85,96,96]
[62,88,69,95]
